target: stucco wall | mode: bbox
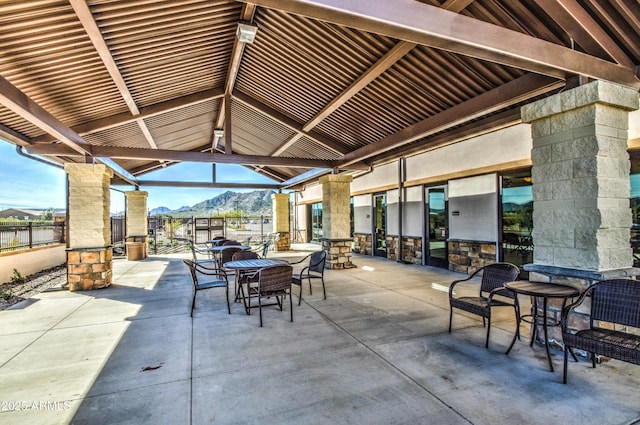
[448,174,499,242]
[0,244,66,284]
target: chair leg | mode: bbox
[297,284,302,306]
[289,289,293,322]
[191,291,196,317]
[308,277,313,295]
[225,286,230,314]
[321,278,326,300]
[448,307,453,333]
[563,345,569,384]
[591,353,596,368]
[258,294,263,327]
[485,316,491,348]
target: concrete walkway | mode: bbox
[1,247,638,425]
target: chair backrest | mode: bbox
[221,247,242,265]
[308,251,327,274]
[261,241,271,258]
[480,263,520,298]
[232,250,259,261]
[222,240,239,246]
[590,279,640,328]
[258,264,293,292]
[183,259,198,285]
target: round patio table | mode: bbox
[504,280,580,372]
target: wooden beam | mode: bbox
[233,91,348,155]
[337,73,564,166]
[0,75,92,156]
[69,0,140,115]
[214,3,257,149]
[270,41,414,156]
[251,0,639,88]
[536,0,634,68]
[32,88,225,143]
[26,144,337,169]
[441,0,475,12]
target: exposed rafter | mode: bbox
[250,0,639,88]
[213,3,257,150]
[536,0,634,67]
[441,0,476,13]
[338,73,565,167]
[270,41,416,156]
[32,89,225,144]
[233,91,348,155]
[0,76,92,156]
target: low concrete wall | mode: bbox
[0,244,66,284]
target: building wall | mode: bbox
[0,244,66,284]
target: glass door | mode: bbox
[373,193,386,257]
[426,186,448,268]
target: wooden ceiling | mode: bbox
[0,0,638,188]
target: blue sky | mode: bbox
[0,140,276,213]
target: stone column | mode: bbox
[522,81,639,273]
[521,80,639,347]
[271,193,290,251]
[125,190,149,260]
[64,163,113,291]
[319,174,353,269]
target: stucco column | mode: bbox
[64,163,113,291]
[522,81,639,272]
[125,190,149,260]
[319,174,353,269]
[271,193,290,251]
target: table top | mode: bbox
[206,245,251,252]
[505,281,580,298]
[224,258,289,270]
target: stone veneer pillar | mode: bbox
[319,174,353,269]
[64,163,113,291]
[125,190,149,260]
[522,80,639,273]
[271,193,290,251]
[521,80,640,349]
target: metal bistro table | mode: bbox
[505,280,580,372]
[224,258,289,314]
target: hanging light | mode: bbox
[236,22,258,44]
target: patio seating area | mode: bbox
[1,245,638,425]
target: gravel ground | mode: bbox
[0,265,67,310]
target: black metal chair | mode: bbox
[448,262,520,348]
[183,259,230,316]
[247,264,294,327]
[185,239,216,264]
[291,251,327,305]
[252,240,271,258]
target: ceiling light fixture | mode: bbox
[236,22,258,44]
[213,129,224,139]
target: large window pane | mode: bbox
[502,174,533,271]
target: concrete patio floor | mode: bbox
[1,246,639,425]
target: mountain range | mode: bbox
[148,190,275,217]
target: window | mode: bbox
[501,172,533,271]
[311,202,323,242]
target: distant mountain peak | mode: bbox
[148,190,275,217]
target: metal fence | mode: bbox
[147,216,274,255]
[0,221,66,253]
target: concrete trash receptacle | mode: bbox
[126,242,145,261]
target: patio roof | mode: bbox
[0,1,638,188]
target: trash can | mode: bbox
[126,242,145,261]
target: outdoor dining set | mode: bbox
[182,237,327,327]
[448,262,640,383]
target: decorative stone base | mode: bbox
[402,237,423,264]
[274,231,290,251]
[448,239,497,274]
[67,247,113,291]
[322,238,354,269]
[385,236,398,261]
[353,233,372,255]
